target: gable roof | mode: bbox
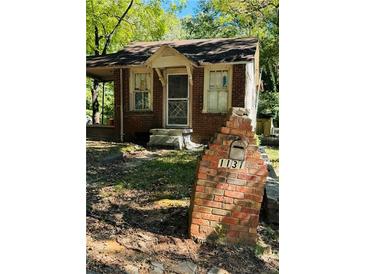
[86,37,258,68]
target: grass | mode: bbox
[87,141,279,273]
[265,146,279,170]
[120,143,145,153]
[154,199,190,207]
[116,150,200,199]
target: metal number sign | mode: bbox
[218,159,244,169]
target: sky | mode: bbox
[178,0,199,18]
[161,0,199,18]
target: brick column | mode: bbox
[188,108,268,245]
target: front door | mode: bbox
[167,74,189,127]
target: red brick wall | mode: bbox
[86,125,117,141]
[189,109,267,245]
[191,64,246,143]
[113,69,121,140]
[122,68,163,141]
[110,64,246,143]
[232,64,246,107]
[152,69,163,127]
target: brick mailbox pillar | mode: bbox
[188,108,268,245]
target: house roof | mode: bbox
[86,37,258,68]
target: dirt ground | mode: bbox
[86,140,279,274]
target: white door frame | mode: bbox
[166,73,189,127]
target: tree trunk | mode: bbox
[91,26,100,124]
[92,79,100,124]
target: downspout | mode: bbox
[101,82,105,124]
[120,69,124,142]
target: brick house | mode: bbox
[86,38,260,145]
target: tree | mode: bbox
[257,91,279,126]
[87,0,134,124]
[214,0,279,92]
[182,0,279,93]
[86,0,183,124]
[181,1,243,38]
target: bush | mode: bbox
[257,91,279,127]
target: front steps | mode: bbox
[147,128,202,150]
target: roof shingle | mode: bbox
[86,37,258,68]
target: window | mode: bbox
[204,66,231,113]
[130,69,152,111]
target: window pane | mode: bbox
[135,73,150,91]
[135,92,143,110]
[209,71,216,88]
[218,90,228,112]
[135,73,140,90]
[208,90,218,112]
[168,100,188,125]
[140,74,146,90]
[222,71,228,87]
[146,73,151,91]
[135,91,150,110]
[209,70,229,89]
[168,75,188,98]
[142,92,150,109]
[217,71,222,88]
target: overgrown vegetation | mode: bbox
[86,0,185,123]
[117,150,199,199]
[182,0,279,93]
[257,91,279,126]
[86,79,114,125]
[87,141,279,273]
[265,146,279,172]
[86,140,200,200]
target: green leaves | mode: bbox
[86,0,184,56]
[257,91,279,125]
[182,0,279,93]
[87,0,134,54]
[86,0,185,122]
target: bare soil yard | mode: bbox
[86,140,279,274]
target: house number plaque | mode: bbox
[218,159,244,169]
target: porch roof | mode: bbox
[86,37,258,69]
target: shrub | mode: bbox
[257,91,279,127]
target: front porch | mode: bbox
[86,68,122,142]
[87,45,196,145]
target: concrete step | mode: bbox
[147,135,184,149]
[149,128,193,136]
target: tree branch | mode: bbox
[102,0,134,55]
[94,26,100,55]
[100,22,107,37]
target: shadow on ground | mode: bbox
[86,141,279,274]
